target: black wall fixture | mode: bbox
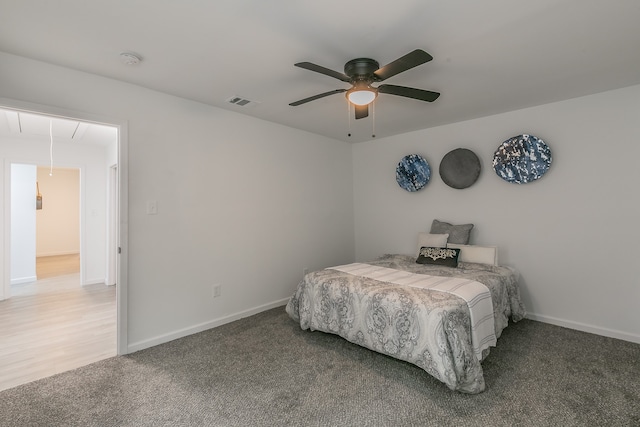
[439,148,481,189]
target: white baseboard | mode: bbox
[83,278,106,286]
[127,298,290,354]
[526,312,640,344]
[11,275,37,285]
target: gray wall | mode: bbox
[353,84,640,343]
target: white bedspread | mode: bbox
[287,254,526,393]
[329,263,496,360]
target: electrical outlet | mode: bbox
[146,200,158,215]
[212,284,222,298]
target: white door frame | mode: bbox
[106,164,118,286]
[0,97,129,355]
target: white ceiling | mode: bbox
[0,108,117,146]
[1,1,639,143]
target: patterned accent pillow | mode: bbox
[416,247,461,268]
[417,232,449,256]
[430,219,474,244]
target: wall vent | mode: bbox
[226,96,259,107]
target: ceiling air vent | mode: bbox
[226,96,259,107]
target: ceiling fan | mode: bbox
[289,49,440,120]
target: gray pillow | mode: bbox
[430,219,474,244]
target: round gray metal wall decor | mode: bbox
[396,154,431,192]
[492,134,552,184]
[439,148,481,189]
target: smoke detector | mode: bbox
[120,52,142,65]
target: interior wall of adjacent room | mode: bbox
[352,84,640,344]
[0,51,355,351]
[36,167,80,257]
[9,163,37,284]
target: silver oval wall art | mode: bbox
[492,134,552,184]
[439,148,481,189]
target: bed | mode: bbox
[285,247,525,394]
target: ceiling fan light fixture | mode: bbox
[290,49,438,119]
[347,86,377,106]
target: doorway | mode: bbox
[9,164,81,285]
[0,102,127,389]
[35,166,81,280]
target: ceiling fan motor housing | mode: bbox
[344,58,380,81]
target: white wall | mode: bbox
[2,50,638,351]
[0,52,355,350]
[36,167,80,257]
[0,133,108,285]
[10,163,37,284]
[353,84,640,343]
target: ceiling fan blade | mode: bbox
[354,104,369,120]
[294,62,351,82]
[378,84,440,102]
[289,89,347,106]
[373,49,433,81]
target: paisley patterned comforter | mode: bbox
[285,254,526,393]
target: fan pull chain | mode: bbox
[372,102,376,138]
[49,120,54,176]
[347,101,352,137]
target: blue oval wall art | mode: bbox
[492,134,552,184]
[396,154,431,192]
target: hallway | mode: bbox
[0,255,116,391]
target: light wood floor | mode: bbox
[0,255,116,392]
[35,253,81,279]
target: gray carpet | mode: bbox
[1,307,638,427]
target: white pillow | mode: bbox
[417,233,449,255]
[446,243,498,265]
